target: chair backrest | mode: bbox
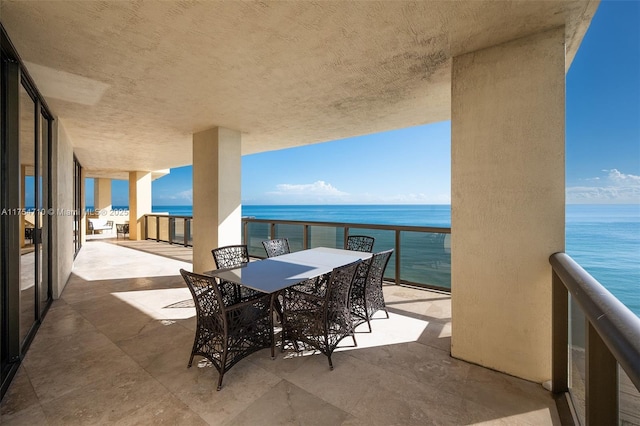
[262,238,290,258]
[346,235,375,253]
[212,244,249,269]
[366,249,393,287]
[325,260,361,312]
[180,269,224,318]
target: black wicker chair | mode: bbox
[211,244,261,302]
[350,249,393,332]
[346,235,375,253]
[262,238,290,258]
[281,260,361,370]
[116,223,129,239]
[212,244,249,268]
[180,269,273,390]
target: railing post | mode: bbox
[552,269,568,393]
[156,216,160,242]
[586,321,619,425]
[395,230,401,285]
[303,224,308,249]
[344,227,349,249]
[169,217,175,244]
[242,220,247,245]
[184,218,189,247]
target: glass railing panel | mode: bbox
[350,228,396,278]
[246,222,270,257]
[308,225,344,249]
[147,216,157,239]
[158,216,170,241]
[274,224,304,252]
[400,231,451,289]
[172,218,185,244]
[620,365,640,425]
[569,295,586,425]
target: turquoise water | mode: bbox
[151,204,639,316]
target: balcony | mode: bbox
[0,239,562,425]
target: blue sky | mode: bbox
[96,1,639,207]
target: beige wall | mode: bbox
[128,171,152,240]
[94,178,112,211]
[192,127,242,273]
[450,28,565,382]
[51,118,75,298]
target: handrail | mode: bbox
[241,217,451,234]
[550,252,640,389]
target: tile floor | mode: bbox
[1,240,561,425]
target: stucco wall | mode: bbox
[451,28,565,382]
[51,118,75,298]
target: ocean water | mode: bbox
[152,204,639,316]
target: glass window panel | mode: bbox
[308,225,343,249]
[146,216,157,239]
[38,111,50,313]
[172,218,185,244]
[158,216,169,241]
[246,222,269,257]
[400,231,451,289]
[19,82,36,346]
[619,365,640,425]
[274,224,304,252]
[350,228,395,279]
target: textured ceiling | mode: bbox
[0,0,597,176]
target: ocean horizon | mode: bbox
[133,203,639,316]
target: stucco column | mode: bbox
[450,28,565,383]
[192,127,242,273]
[93,178,112,212]
[128,171,152,240]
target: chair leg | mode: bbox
[328,355,334,370]
[217,372,224,391]
[188,353,194,368]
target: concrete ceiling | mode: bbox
[1,0,597,177]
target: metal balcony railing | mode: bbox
[144,214,451,291]
[550,252,640,426]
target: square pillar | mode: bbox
[192,127,242,273]
[128,171,152,240]
[451,28,565,382]
[93,178,112,212]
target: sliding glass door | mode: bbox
[1,26,53,399]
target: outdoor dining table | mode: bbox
[206,246,373,357]
[206,246,372,294]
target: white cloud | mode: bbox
[175,189,193,202]
[154,189,192,204]
[567,169,640,204]
[249,180,451,204]
[267,181,349,200]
